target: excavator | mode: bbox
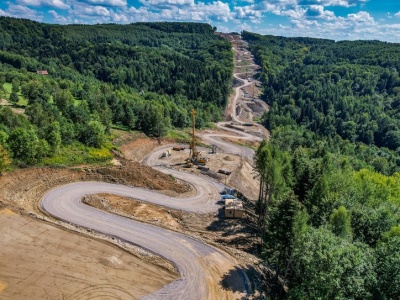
[185,108,207,167]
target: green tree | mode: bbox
[255,140,293,238]
[46,121,61,152]
[375,236,400,299]
[53,88,74,112]
[8,127,41,164]
[21,80,50,104]
[9,91,19,104]
[289,227,376,299]
[78,120,105,148]
[329,205,352,239]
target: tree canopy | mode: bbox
[247,31,400,299]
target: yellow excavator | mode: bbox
[185,108,207,167]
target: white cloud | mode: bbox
[16,0,69,9]
[79,5,111,16]
[6,4,43,21]
[305,5,335,20]
[78,0,127,7]
[395,11,400,18]
[49,9,70,23]
[0,9,11,17]
[234,5,262,21]
[347,11,375,24]
[298,0,368,7]
[64,0,233,24]
[291,18,318,28]
[140,0,194,7]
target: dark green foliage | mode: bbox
[249,32,400,299]
[375,236,400,299]
[0,17,232,109]
[0,17,233,165]
[8,126,47,164]
[9,91,18,103]
[289,227,376,300]
[245,30,400,174]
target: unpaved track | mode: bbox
[41,137,254,299]
[200,36,266,161]
[40,34,262,300]
[41,182,249,300]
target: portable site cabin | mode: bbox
[224,199,244,219]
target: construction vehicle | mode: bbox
[172,146,185,151]
[184,108,207,167]
[160,149,171,158]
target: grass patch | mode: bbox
[2,83,28,106]
[41,142,113,166]
[111,124,130,131]
[166,129,191,142]
[3,83,11,94]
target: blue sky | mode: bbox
[1,0,400,42]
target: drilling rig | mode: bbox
[185,108,206,167]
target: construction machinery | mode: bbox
[185,108,207,167]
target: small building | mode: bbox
[36,70,48,75]
[224,199,244,219]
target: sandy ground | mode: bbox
[0,207,177,300]
[0,164,189,300]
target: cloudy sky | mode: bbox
[1,0,400,42]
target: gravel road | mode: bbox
[40,37,263,300]
[41,182,249,300]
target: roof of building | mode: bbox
[36,70,48,75]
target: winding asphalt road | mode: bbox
[40,36,263,300]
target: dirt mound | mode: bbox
[88,160,190,193]
[0,161,190,214]
[84,193,183,231]
[118,137,157,162]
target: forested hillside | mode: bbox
[0,17,233,168]
[245,32,400,298]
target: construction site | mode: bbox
[0,35,268,299]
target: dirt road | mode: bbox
[41,182,249,300]
[38,34,263,300]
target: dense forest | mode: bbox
[245,32,400,298]
[0,17,233,168]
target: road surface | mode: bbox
[41,182,249,300]
[40,35,263,300]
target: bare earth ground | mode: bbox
[0,164,188,300]
[0,98,25,114]
[0,207,177,300]
[84,193,263,296]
